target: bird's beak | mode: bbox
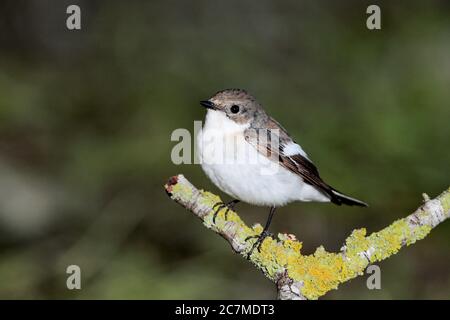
[200,100,217,110]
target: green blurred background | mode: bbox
[0,0,449,299]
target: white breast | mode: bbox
[197,110,330,206]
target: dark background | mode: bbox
[0,0,449,299]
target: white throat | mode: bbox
[203,110,249,134]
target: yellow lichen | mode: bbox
[283,238,303,253]
[170,182,194,203]
[250,215,437,300]
[169,177,449,300]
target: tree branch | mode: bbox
[164,174,450,300]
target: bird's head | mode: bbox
[200,89,265,126]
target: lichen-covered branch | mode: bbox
[165,175,450,300]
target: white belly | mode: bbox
[197,111,329,206]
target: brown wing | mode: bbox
[244,125,335,200]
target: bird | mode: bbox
[197,88,367,257]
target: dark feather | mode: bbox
[244,120,367,207]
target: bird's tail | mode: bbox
[329,189,368,207]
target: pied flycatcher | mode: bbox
[197,89,367,256]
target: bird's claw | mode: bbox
[212,200,239,224]
[245,230,274,259]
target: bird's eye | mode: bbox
[230,105,240,114]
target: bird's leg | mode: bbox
[246,206,276,259]
[212,199,240,224]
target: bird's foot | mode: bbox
[245,230,274,259]
[212,200,240,224]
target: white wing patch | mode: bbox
[282,141,309,159]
